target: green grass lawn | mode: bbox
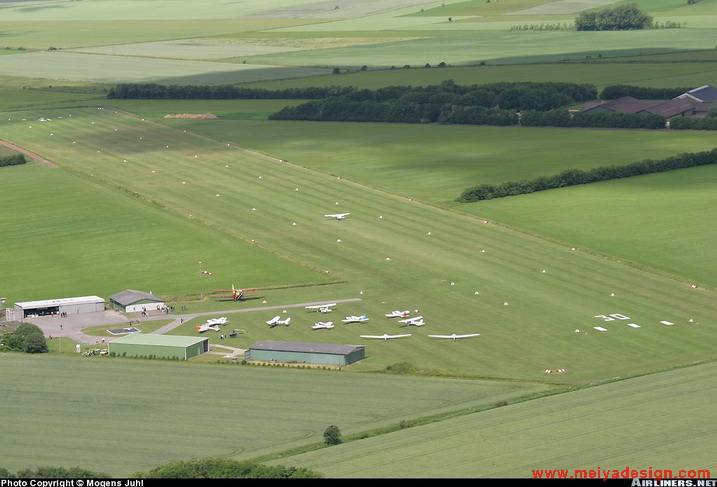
[469,165,717,288]
[0,162,322,305]
[2,107,716,385]
[276,360,717,477]
[0,353,546,475]
[82,320,174,338]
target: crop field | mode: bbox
[256,60,717,89]
[1,106,716,384]
[0,353,546,475]
[276,360,717,477]
[0,162,321,304]
[0,0,713,86]
[472,165,717,289]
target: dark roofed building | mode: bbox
[247,340,365,366]
[639,99,699,119]
[109,289,165,313]
[580,96,662,114]
[677,85,717,103]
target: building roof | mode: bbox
[594,97,663,114]
[250,340,363,356]
[641,99,697,118]
[110,334,207,347]
[15,296,105,309]
[679,85,717,103]
[109,289,163,306]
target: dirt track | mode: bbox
[0,139,57,167]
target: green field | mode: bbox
[158,113,717,205]
[0,353,547,475]
[0,162,322,304]
[1,106,716,384]
[276,360,717,477]
[256,60,717,89]
[472,165,717,288]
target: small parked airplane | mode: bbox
[428,333,480,340]
[324,213,350,220]
[385,310,410,318]
[305,303,336,313]
[360,334,412,341]
[266,316,291,327]
[342,315,369,324]
[398,316,425,327]
[205,317,228,326]
[196,323,221,333]
[208,284,258,302]
[312,321,334,330]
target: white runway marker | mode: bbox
[593,326,608,332]
[503,301,509,306]
[627,323,640,329]
[660,321,674,326]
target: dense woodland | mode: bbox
[599,85,693,100]
[459,149,717,202]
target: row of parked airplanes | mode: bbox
[195,303,480,340]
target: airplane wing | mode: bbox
[428,333,480,339]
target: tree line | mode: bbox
[269,81,597,123]
[0,153,26,167]
[459,149,717,202]
[0,459,321,478]
[599,85,692,100]
[107,83,354,100]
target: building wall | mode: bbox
[345,347,366,365]
[248,349,347,366]
[109,343,187,360]
[58,302,104,314]
[124,302,165,314]
[185,340,208,359]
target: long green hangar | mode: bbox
[247,340,365,366]
[109,334,208,360]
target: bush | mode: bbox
[670,117,717,130]
[323,425,343,446]
[384,362,418,374]
[600,85,691,100]
[15,466,105,478]
[459,148,717,202]
[0,153,26,167]
[576,3,652,31]
[1,323,47,353]
[140,458,321,478]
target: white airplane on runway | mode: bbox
[342,315,369,324]
[312,321,334,330]
[305,303,336,313]
[205,317,228,326]
[360,334,412,341]
[428,333,480,340]
[266,316,291,327]
[325,213,350,220]
[398,316,425,327]
[385,310,410,318]
[196,323,221,333]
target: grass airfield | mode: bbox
[1,106,716,385]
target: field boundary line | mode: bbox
[0,139,58,167]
